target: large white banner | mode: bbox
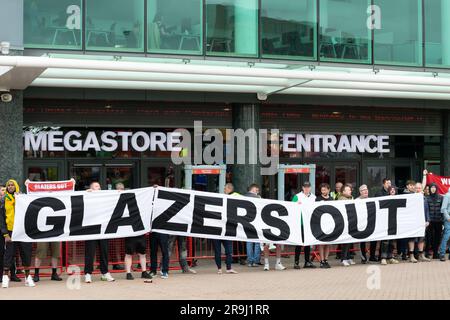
[302,194,425,245]
[11,187,426,245]
[13,188,154,242]
[151,187,303,245]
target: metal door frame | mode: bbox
[184,165,227,193]
[277,164,316,200]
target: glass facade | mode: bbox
[425,0,450,68]
[319,0,371,63]
[85,0,144,52]
[206,0,258,56]
[24,0,82,49]
[148,0,202,54]
[22,0,450,69]
[374,0,423,66]
[261,0,316,60]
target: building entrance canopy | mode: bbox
[2,54,450,100]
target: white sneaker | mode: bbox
[85,273,92,283]
[25,275,36,287]
[264,264,270,271]
[275,263,287,270]
[2,275,9,288]
[342,260,351,267]
[348,259,356,265]
[101,272,115,282]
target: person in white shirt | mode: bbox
[292,181,317,269]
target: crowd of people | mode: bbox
[1,169,450,289]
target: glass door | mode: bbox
[24,161,65,182]
[362,162,388,197]
[69,161,137,190]
[70,164,102,191]
[141,161,180,188]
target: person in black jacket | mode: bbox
[425,183,443,259]
[375,178,391,197]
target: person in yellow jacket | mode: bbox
[1,179,35,288]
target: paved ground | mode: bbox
[3,257,450,300]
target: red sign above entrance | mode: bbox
[193,169,221,175]
[284,168,310,174]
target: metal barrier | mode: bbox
[13,239,382,277]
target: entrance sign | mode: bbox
[12,187,425,245]
[282,134,390,153]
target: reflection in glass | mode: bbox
[24,0,82,49]
[71,166,101,191]
[366,165,387,197]
[106,167,134,190]
[319,0,371,63]
[86,0,144,52]
[425,0,450,67]
[206,0,258,56]
[148,0,202,54]
[27,167,58,181]
[261,0,316,60]
[374,0,422,66]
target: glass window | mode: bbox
[148,0,202,54]
[374,0,423,66]
[24,0,82,49]
[86,0,144,52]
[425,0,450,68]
[261,0,316,60]
[319,0,371,63]
[206,0,258,57]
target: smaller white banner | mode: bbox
[302,193,425,245]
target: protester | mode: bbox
[0,185,5,197]
[1,179,35,288]
[439,187,450,261]
[292,182,316,269]
[212,183,238,275]
[397,180,417,261]
[244,184,262,268]
[338,184,355,267]
[331,182,343,200]
[168,235,197,274]
[356,184,370,264]
[425,183,443,259]
[25,178,63,283]
[84,182,115,283]
[375,178,391,197]
[407,183,431,263]
[224,183,247,266]
[120,183,151,281]
[316,183,333,268]
[150,231,170,279]
[380,186,400,265]
[246,183,287,272]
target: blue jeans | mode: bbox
[213,240,233,270]
[439,221,450,256]
[246,242,261,264]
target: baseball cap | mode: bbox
[303,181,311,187]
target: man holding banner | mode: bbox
[84,182,115,283]
[25,179,67,283]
